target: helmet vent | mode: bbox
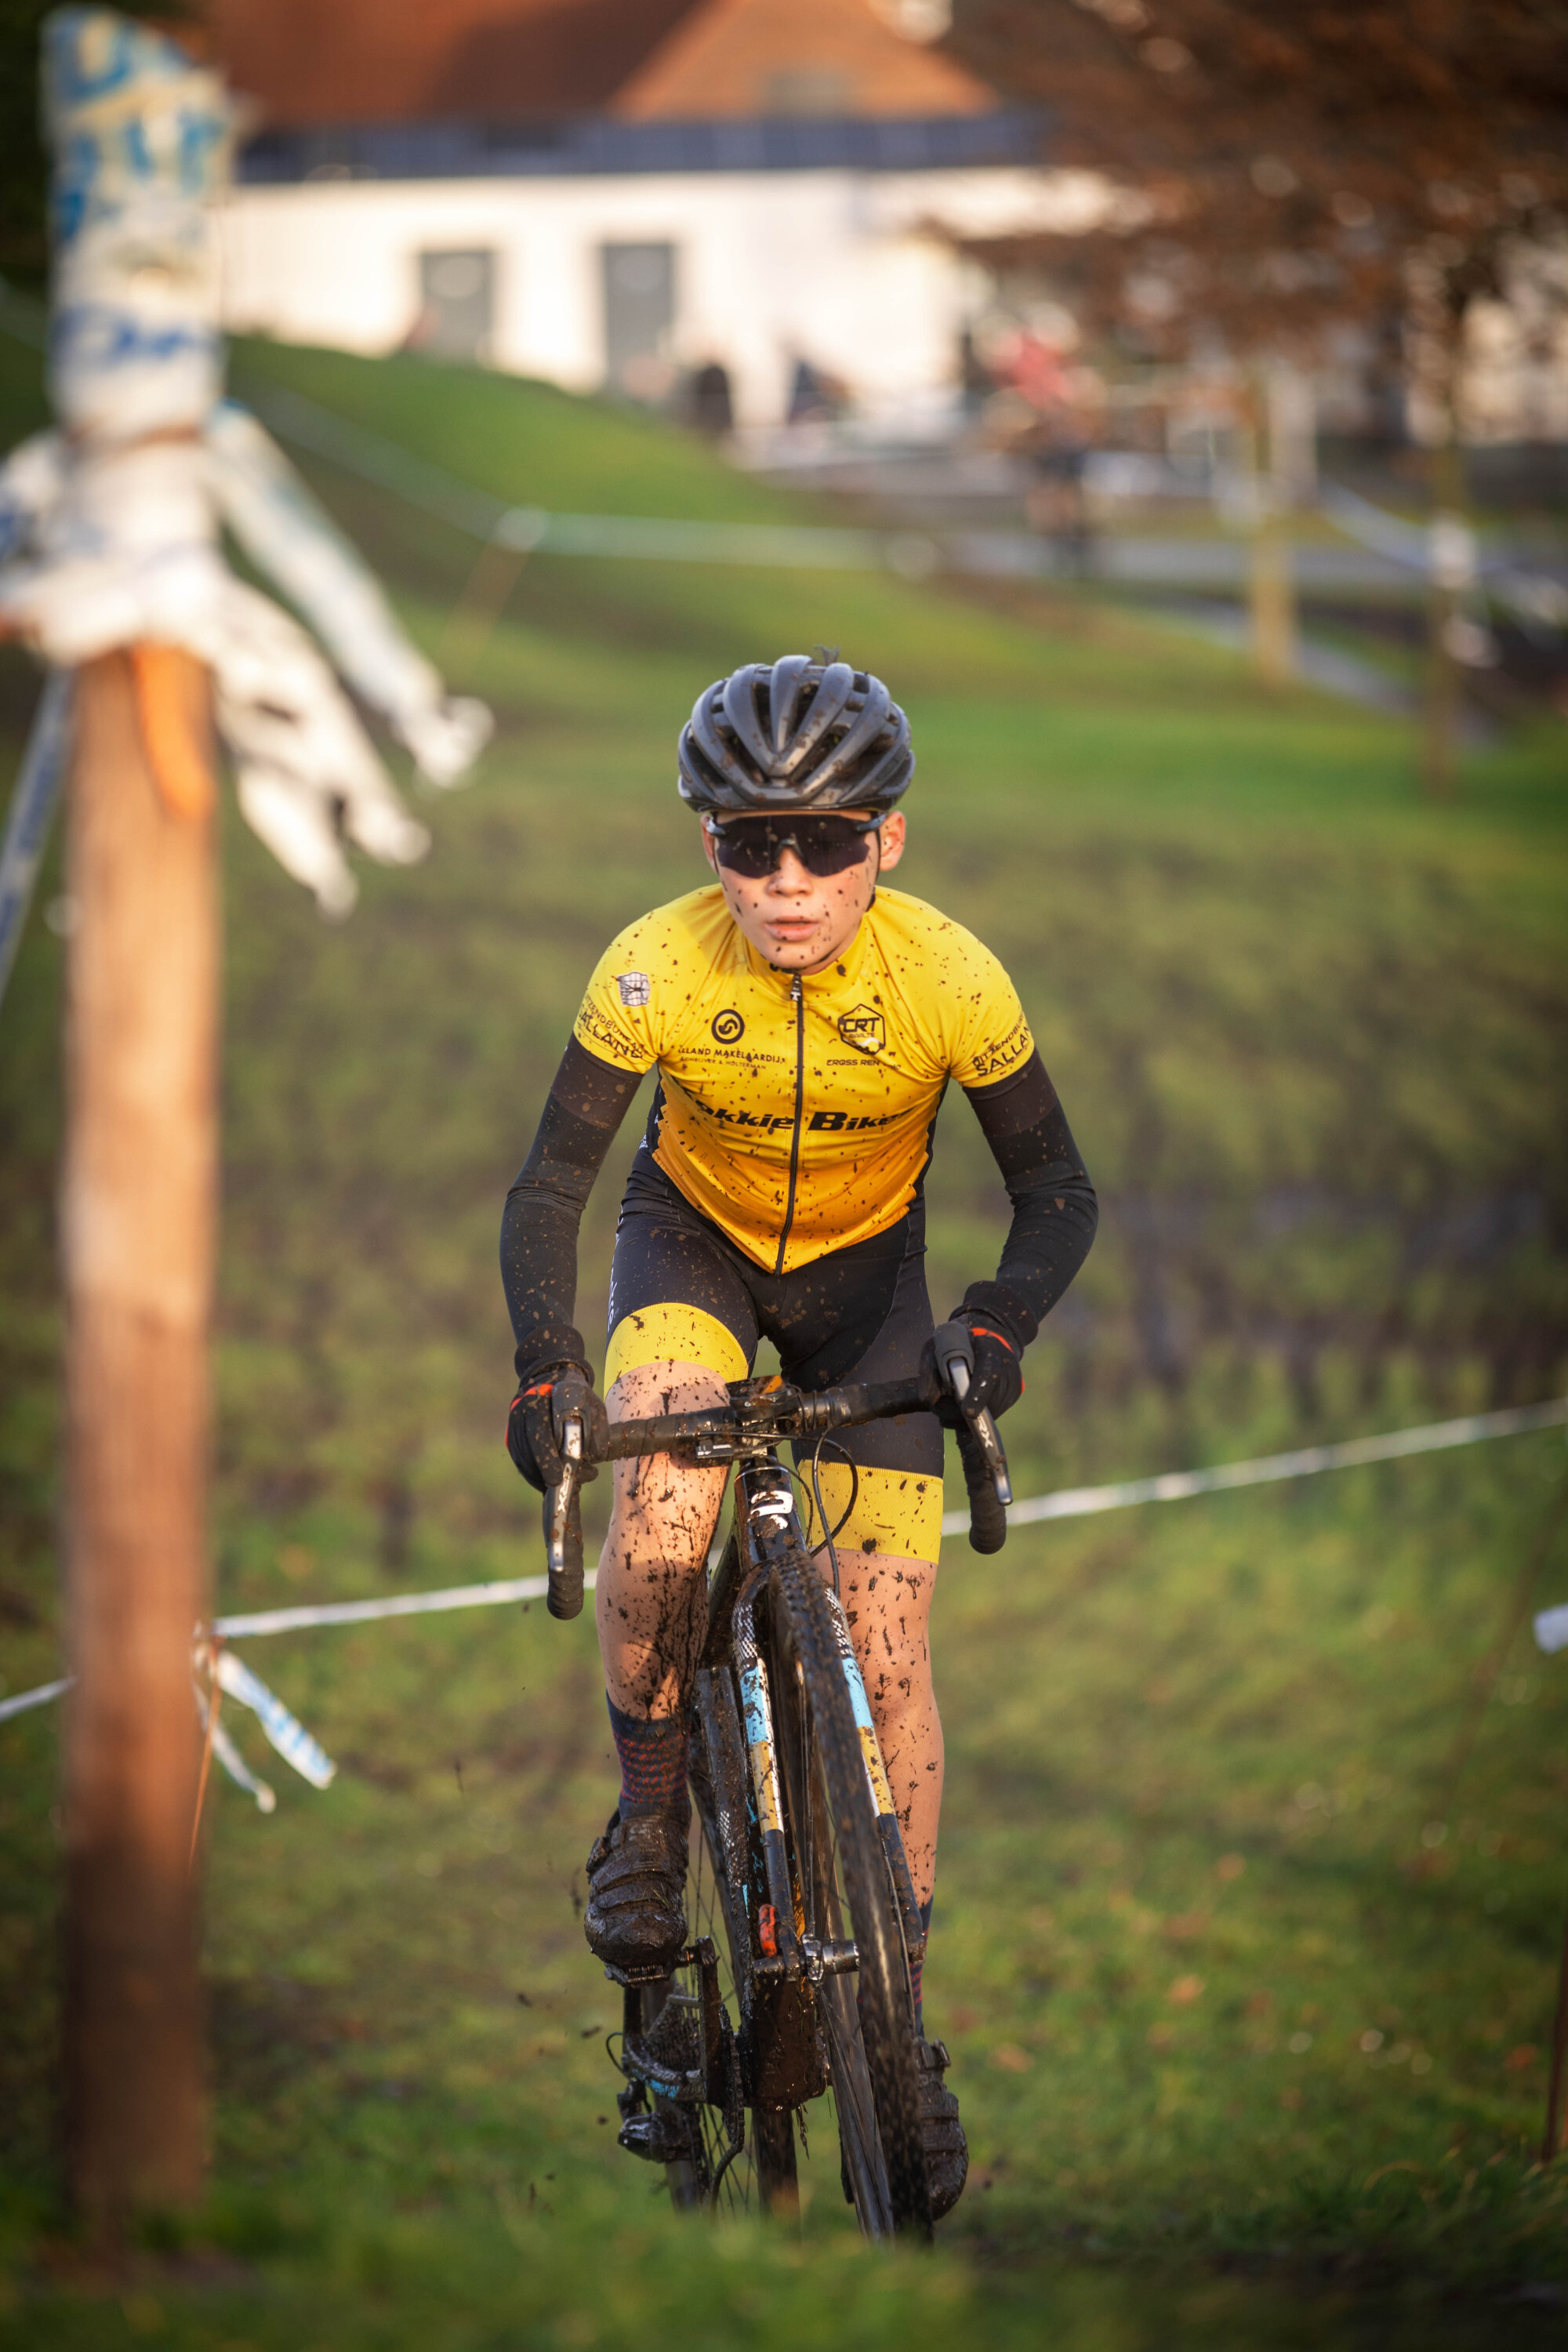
[678,656,914,817]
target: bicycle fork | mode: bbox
[733,1576,799,1969]
[731,1468,925,1985]
[819,1588,927,1972]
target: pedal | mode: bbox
[602,1957,681,1989]
[616,2106,701,2165]
[601,1944,701,1990]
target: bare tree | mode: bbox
[949,0,1568,779]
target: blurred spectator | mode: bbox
[688,360,735,437]
[958,325,996,417]
[786,356,851,425]
[1022,411,1094,572]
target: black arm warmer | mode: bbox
[958,1051,1098,1354]
[500,1037,642,1384]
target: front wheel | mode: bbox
[768,1544,931,2241]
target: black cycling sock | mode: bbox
[913,1893,934,2034]
[607,1696,688,1817]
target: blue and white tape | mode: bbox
[194,1681,276,1813]
[214,1648,336,1788]
[1534,1605,1568,1657]
[2,1396,1564,1747]
[211,1719,276,1813]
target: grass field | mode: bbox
[2,328,1568,2347]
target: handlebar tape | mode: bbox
[956,1420,1008,1555]
[545,1435,586,1620]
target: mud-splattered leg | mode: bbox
[816,1545,942,1907]
[597,1360,729,1721]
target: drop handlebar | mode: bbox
[543,1330,1010,1621]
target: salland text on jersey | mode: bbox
[967,1020,1033,1082]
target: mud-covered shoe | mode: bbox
[583,1806,689,1974]
[916,2037,967,2220]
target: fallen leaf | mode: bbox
[1163,1912,1209,1942]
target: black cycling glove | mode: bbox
[506,1368,608,1493]
[921,1308,1025,1428]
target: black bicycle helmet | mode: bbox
[677,656,913,815]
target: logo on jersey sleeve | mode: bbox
[616,971,652,1007]
[967,1018,1032,1081]
[837,1004,886,1055]
[711,1008,746,1044]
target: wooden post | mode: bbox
[61,645,217,2234]
[1241,374,1297,689]
[1249,512,1297,688]
[1422,436,1467,804]
[1544,1889,1568,2164]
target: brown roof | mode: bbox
[207,0,994,127]
[208,0,701,126]
[615,0,995,121]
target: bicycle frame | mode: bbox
[543,1352,1010,2213]
[605,1443,921,2205]
[604,1439,922,1998]
[724,1453,925,1988]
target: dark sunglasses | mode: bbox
[706,811,882,879]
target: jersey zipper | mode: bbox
[774,971,805,1276]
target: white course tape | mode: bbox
[211,1717,276,1812]
[214,1650,336,1788]
[0,1675,72,1727]
[1534,1605,1568,1657]
[3,1399,1563,1732]
[195,1682,277,1813]
[0,1650,336,1798]
[214,1570,557,1639]
[942,1395,1568,1540]
[1320,481,1568,626]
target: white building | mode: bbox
[212,0,1118,432]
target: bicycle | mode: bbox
[539,1322,1011,2241]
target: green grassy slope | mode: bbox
[2,330,1567,2347]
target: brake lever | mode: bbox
[942,1353,1014,1508]
[544,1416,585,1620]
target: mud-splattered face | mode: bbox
[702,808,906,973]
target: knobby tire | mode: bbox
[684,1668,799,2215]
[768,1543,931,2240]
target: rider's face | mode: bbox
[702,809,906,972]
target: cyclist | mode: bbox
[502,657,1097,2217]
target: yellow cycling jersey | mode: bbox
[573,884,1032,1274]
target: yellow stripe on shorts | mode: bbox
[805,1461,943,1566]
[604,1301,750,1390]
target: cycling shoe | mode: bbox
[916,2037,968,2220]
[583,1806,689,1974]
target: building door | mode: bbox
[416,249,495,361]
[601,242,677,401]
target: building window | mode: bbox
[413,249,495,361]
[601,242,677,402]
[764,67,858,115]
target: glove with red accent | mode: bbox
[506,1367,608,1492]
[921,1309,1025,1428]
